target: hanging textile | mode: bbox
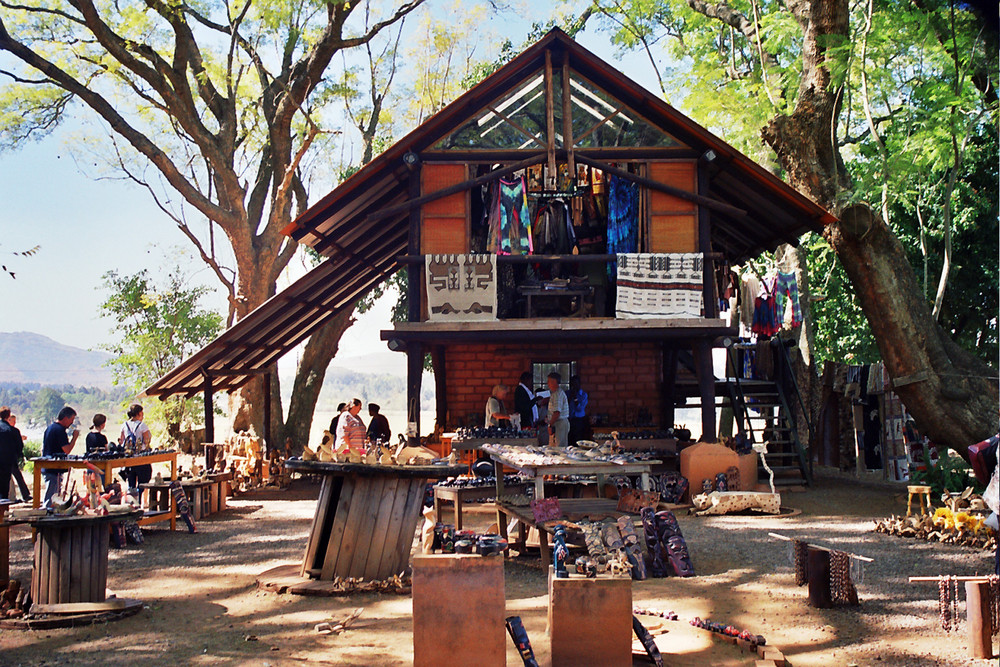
[739,273,762,331]
[615,253,704,318]
[773,270,803,328]
[751,293,781,337]
[425,254,497,321]
[487,176,532,255]
[532,198,577,254]
[607,174,639,256]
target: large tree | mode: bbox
[587,0,998,454]
[0,1,424,445]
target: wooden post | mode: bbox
[697,163,718,318]
[203,374,215,445]
[407,342,424,446]
[561,56,575,175]
[694,339,717,442]
[408,167,423,323]
[432,346,448,432]
[806,547,833,608]
[965,580,994,658]
[661,344,679,428]
[544,49,557,185]
[262,372,272,456]
[0,502,9,582]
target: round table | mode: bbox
[286,460,465,581]
[9,510,143,606]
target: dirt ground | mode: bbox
[1,472,997,666]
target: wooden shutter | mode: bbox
[648,161,697,253]
[421,163,469,254]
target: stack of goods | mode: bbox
[481,442,640,466]
[38,447,177,462]
[7,472,136,521]
[453,425,538,441]
[220,431,265,492]
[641,508,695,577]
[873,486,996,549]
[429,523,508,556]
[575,516,646,580]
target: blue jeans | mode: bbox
[43,470,63,505]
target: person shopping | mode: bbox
[485,384,512,429]
[4,412,31,501]
[568,375,590,446]
[0,406,22,500]
[42,406,80,504]
[119,404,152,495]
[514,372,543,428]
[546,372,570,447]
[86,413,109,453]
[335,398,367,454]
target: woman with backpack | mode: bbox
[120,404,153,496]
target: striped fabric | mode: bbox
[615,253,704,318]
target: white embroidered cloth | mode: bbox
[425,254,497,321]
[615,252,704,318]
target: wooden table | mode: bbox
[7,509,143,606]
[142,473,230,521]
[31,451,179,531]
[433,482,531,530]
[519,286,591,317]
[485,448,659,562]
[286,460,466,582]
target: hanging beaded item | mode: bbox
[989,574,1000,637]
[792,539,809,586]
[938,575,959,632]
[829,550,858,605]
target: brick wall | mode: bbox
[442,341,663,428]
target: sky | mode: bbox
[0,2,662,379]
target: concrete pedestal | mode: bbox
[412,554,506,667]
[547,567,632,667]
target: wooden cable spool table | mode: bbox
[285,459,466,583]
[7,509,143,606]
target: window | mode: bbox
[531,361,577,393]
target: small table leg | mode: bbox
[32,468,41,509]
[494,461,507,542]
[455,495,463,531]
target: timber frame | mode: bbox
[145,29,835,447]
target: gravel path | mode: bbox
[0,473,996,666]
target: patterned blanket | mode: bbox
[425,254,497,321]
[615,253,704,318]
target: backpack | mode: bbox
[123,421,141,452]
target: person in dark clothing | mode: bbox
[42,406,79,504]
[86,413,109,453]
[0,406,23,500]
[514,371,542,428]
[329,402,347,434]
[5,412,30,501]
[567,375,590,446]
[367,404,392,445]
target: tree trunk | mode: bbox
[281,309,356,454]
[777,243,818,453]
[762,0,998,457]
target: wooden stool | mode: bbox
[907,485,932,516]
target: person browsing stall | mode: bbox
[485,384,512,429]
[0,406,23,501]
[336,398,366,454]
[86,413,109,454]
[42,406,80,504]
[4,411,31,501]
[119,404,153,495]
[546,372,570,447]
[514,372,543,428]
[366,403,392,445]
[568,375,590,445]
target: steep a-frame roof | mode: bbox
[146,27,834,399]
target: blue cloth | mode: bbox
[569,389,588,419]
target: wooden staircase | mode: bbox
[724,342,811,487]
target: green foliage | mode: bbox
[31,387,67,424]
[910,447,981,497]
[99,262,223,441]
[21,440,41,473]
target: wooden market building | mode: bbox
[146,28,834,453]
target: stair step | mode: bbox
[760,451,801,458]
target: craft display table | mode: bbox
[7,510,142,606]
[286,460,466,584]
[433,481,531,530]
[484,447,658,562]
[31,451,179,531]
[141,473,230,521]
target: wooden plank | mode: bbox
[319,475,356,580]
[80,525,93,602]
[301,475,334,576]
[69,525,83,603]
[384,478,427,578]
[377,476,422,578]
[50,529,64,604]
[96,525,109,601]
[347,474,387,579]
[31,525,41,602]
[333,476,378,579]
[362,476,401,581]
[30,599,128,614]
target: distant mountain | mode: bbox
[0,331,113,387]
